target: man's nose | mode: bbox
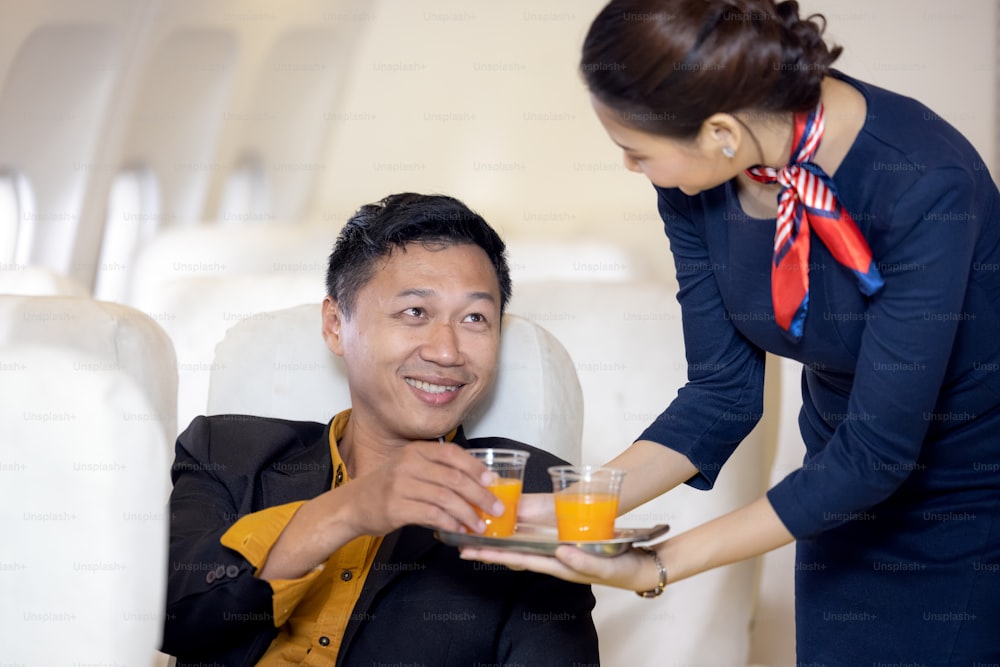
[420,322,461,365]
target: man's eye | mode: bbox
[463,313,486,324]
[403,307,424,317]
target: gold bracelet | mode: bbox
[635,547,667,598]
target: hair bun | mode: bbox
[581,0,842,138]
[773,1,842,90]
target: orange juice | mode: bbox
[477,477,523,537]
[554,492,619,541]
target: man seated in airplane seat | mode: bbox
[161,192,600,666]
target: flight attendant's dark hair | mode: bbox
[581,0,842,138]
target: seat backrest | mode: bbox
[0,296,176,663]
[0,295,178,443]
[126,223,333,308]
[132,272,324,434]
[206,304,584,465]
[0,265,90,296]
[126,224,332,432]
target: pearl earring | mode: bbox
[722,146,735,158]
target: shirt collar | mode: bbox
[327,409,460,488]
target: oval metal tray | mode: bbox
[435,522,669,557]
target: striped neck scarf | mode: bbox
[745,103,883,341]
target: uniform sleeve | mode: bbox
[639,187,767,488]
[220,503,324,626]
[767,167,984,538]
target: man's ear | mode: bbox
[321,296,346,356]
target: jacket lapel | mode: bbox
[257,422,333,508]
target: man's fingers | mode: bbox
[393,477,490,534]
[407,444,505,517]
[416,441,491,482]
[355,441,512,535]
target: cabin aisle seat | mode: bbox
[503,237,656,284]
[205,304,584,466]
[0,265,90,296]
[126,223,334,308]
[0,295,177,664]
[127,224,334,433]
[133,273,324,435]
[507,280,786,667]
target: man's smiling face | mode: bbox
[322,241,502,443]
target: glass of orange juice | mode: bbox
[467,448,530,537]
[548,466,625,541]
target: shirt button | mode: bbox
[340,569,353,582]
[318,635,331,647]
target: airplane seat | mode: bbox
[507,279,788,666]
[126,223,334,308]
[0,295,177,664]
[127,223,334,432]
[206,304,584,467]
[0,295,178,441]
[503,237,656,284]
[0,265,90,297]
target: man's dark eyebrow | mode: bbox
[396,288,497,303]
[466,291,497,304]
[397,288,434,299]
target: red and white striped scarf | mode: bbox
[745,103,884,341]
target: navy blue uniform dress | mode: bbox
[641,72,1000,664]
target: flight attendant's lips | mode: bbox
[404,376,467,405]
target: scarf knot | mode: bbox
[745,103,884,341]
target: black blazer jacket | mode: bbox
[162,415,600,666]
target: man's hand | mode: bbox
[258,441,503,581]
[343,440,505,536]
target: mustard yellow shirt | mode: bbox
[220,409,382,666]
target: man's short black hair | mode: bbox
[326,192,512,317]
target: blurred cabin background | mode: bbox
[1,1,996,664]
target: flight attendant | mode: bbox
[462,1,1000,664]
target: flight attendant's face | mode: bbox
[591,95,740,196]
[322,242,501,443]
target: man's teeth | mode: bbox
[406,378,459,394]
